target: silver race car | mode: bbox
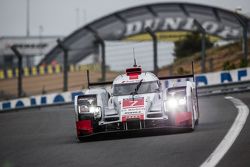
[74,63,199,140]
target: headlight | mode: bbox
[89,106,101,118]
[79,105,89,113]
[167,98,178,108]
[165,97,186,111]
[79,105,101,118]
[178,98,186,105]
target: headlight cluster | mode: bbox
[89,106,101,118]
[165,97,186,111]
[79,105,89,113]
[78,105,101,118]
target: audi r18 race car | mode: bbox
[74,63,199,140]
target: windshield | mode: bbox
[113,81,159,96]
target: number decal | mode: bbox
[122,98,144,108]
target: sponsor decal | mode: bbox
[124,17,240,39]
[121,97,145,121]
[122,114,144,122]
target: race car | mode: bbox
[74,63,199,140]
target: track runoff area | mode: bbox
[0,92,249,167]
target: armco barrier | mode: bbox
[0,67,249,111]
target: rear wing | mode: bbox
[158,74,194,81]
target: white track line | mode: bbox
[200,96,249,167]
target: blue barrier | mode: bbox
[196,76,208,85]
[0,91,84,110]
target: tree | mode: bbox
[174,32,213,59]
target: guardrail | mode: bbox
[198,80,250,96]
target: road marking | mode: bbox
[200,96,249,167]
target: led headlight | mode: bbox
[167,98,178,108]
[178,97,186,105]
[79,105,101,118]
[89,106,102,118]
[165,97,186,111]
[78,105,89,113]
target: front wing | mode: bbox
[76,111,193,138]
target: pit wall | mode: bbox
[0,67,249,111]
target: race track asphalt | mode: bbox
[0,93,249,167]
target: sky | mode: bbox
[0,0,250,71]
[0,0,250,37]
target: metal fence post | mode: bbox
[194,19,206,73]
[57,39,68,92]
[234,13,248,62]
[243,23,248,61]
[11,45,23,97]
[145,27,158,75]
[94,36,106,81]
